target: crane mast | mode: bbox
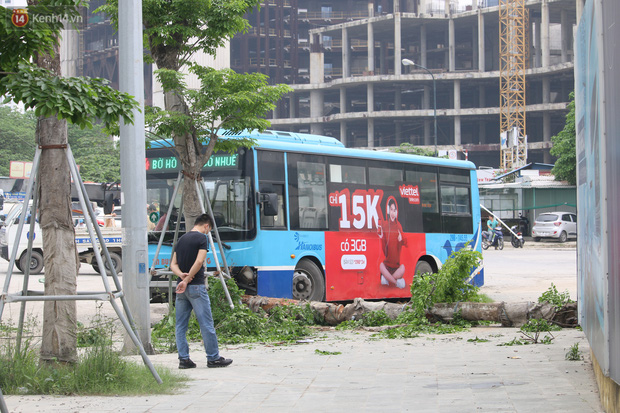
[499,0,528,170]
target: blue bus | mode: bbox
[146,130,483,302]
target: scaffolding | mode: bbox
[499,0,528,170]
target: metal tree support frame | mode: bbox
[148,170,234,309]
[0,146,161,410]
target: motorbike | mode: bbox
[510,224,525,248]
[482,227,504,250]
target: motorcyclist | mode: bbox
[518,212,530,236]
[486,215,499,246]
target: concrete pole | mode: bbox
[541,0,550,68]
[542,77,550,104]
[310,90,324,135]
[395,122,402,144]
[394,13,402,76]
[340,121,347,146]
[479,84,486,144]
[560,9,569,63]
[420,0,428,15]
[367,83,374,112]
[454,80,461,146]
[448,18,455,71]
[479,120,487,144]
[340,87,347,114]
[534,17,541,68]
[543,112,551,163]
[421,25,427,68]
[368,22,375,74]
[119,0,151,352]
[478,10,485,72]
[289,94,296,118]
[367,118,375,148]
[395,86,402,110]
[342,27,350,78]
[529,14,534,68]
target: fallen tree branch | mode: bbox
[240,296,578,328]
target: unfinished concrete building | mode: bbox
[236,0,581,168]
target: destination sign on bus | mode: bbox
[145,154,239,172]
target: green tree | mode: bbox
[1,1,137,364]
[100,0,292,225]
[0,106,37,176]
[550,92,576,185]
[68,123,120,183]
[0,107,119,182]
[393,142,436,157]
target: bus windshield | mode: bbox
[204,175,254,240]
[145,148,255,242]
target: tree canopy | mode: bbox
[99,0,292,223]
[0,106,121,182]
[550,92,576,185]
[0,2,136,129]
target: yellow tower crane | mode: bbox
[499,0,529,170]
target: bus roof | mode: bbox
[149,129,476,170]
[149,129,343,149]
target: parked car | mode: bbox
[531,211,577,242]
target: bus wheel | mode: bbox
[292,260,325,302]
[415,260,433,277]
[19,251,44,275]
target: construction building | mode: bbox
[232,0,583,168]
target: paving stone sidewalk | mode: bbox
[4,326,602,413]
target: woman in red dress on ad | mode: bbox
[377,197,408,288]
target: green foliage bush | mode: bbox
[152,277,321,349]
[410,245,483,317]
[538,283,573,309]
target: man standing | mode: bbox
[171,213,232,369]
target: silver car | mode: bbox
[531,211,577,243]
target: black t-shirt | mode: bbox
[175,230,209,285]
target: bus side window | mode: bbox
[439,169,472,234]
[258,150,287,230]
[297,161,327,230]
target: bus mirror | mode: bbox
[260,192,278,216]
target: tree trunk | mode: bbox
[241,296,579,328]
[163,89,215,227]
[36,48,79,364]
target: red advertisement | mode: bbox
[324,184,426,301]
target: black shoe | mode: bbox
[207,356,233,368]
[178,358,196,369]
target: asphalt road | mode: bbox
[480,240,577,303]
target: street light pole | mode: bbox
[402,58,437,155]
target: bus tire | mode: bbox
[292,259,325,302]
[415,260,433,277]
[19,250,44,275]
[92,252,122,275]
